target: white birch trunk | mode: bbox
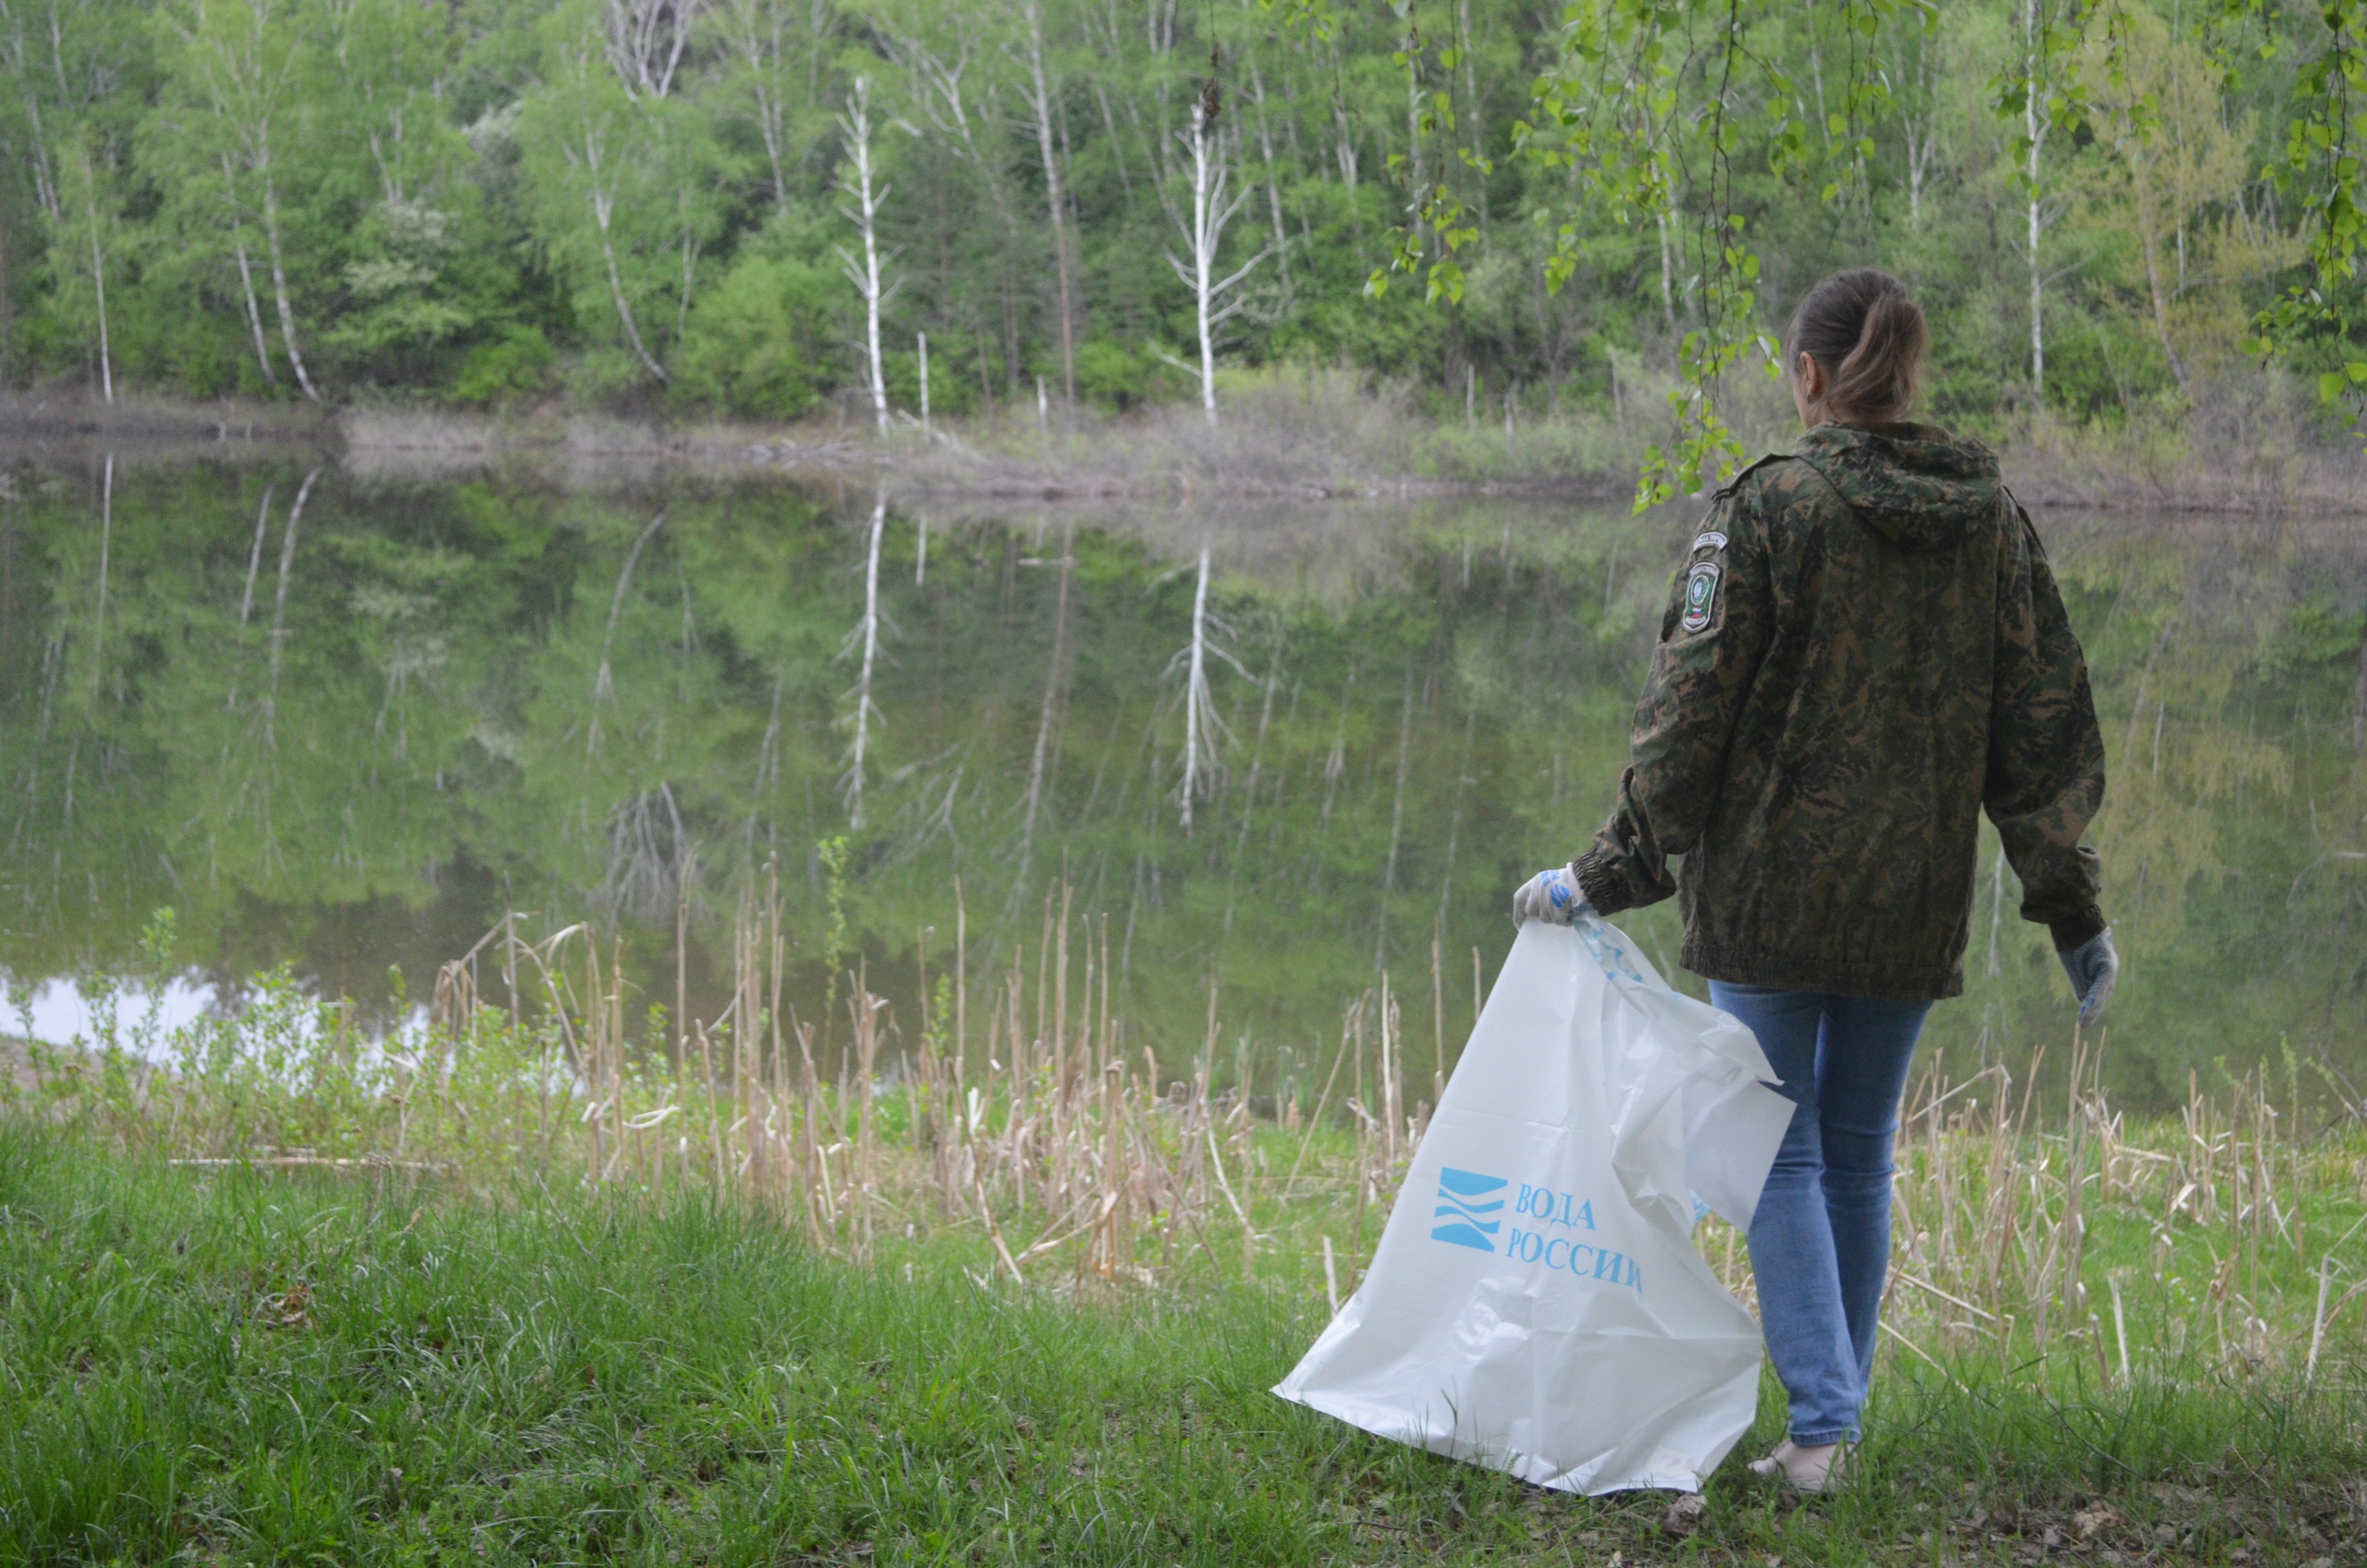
[1020,0,1076,410]
[837,78,891,435]
[1169,100,1264,426]
[1189,107,1219,423]
[1245,54,1291,286]
[257,155,318,401]
[578,127,670,385]
[227,198,277,383]
[81,161,111,405]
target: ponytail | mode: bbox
[1786,269,1929,424]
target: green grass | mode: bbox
[2,1128,2361,1566]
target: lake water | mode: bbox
[3,451,2361,1113]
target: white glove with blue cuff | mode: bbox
[1512,866,1592,926]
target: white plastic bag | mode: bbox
[1272,915,1794,1495]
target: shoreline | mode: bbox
[4,386,2360,514]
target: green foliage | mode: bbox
[0,0,2354,447]
[671,244,835,417]
[450,323,557,403]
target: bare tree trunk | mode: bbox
[838,78,891,435]
[256,157,318,401]
[83,181,111,405]
[1188,106,1220,423]
[589,175,670,384]
[1169,99,1263,426]
[2130,152,2190,397]
[759,84,788,207]
[1245,52,1291,287]
[229,227,277,384]
[1020,0,1076,411]
[17,86,59,220]
[1656,208,1675,331]
[223,146,276,383]
[1331,65,1358,191]
[2024,0,2045,404]
[75,142,111,404]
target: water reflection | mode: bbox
[2,454,2361,1109]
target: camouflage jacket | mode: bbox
[1573,423,2107,1001]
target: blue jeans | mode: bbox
[1710,983,1932,1446]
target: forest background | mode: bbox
[5,0,2367,479]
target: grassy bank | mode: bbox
[8,900,2367,1563]
[2,1127,2362,1567]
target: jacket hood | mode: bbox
[1788,423,2000,552]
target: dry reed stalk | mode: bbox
[697,1021,723,1191]
[112,889,2361,1393]
[1430,925,1445,1108]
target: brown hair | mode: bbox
[1785,268,1928,423]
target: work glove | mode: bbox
[1512,866,1592,926]
[2058,926,2119,1024]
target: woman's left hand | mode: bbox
[2058,926,2119,1023]
[1512,867,1592,926]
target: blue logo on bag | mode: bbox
[1429,1168,1508,1252]
[1577,920,1645,984]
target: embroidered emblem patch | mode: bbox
[1680,561,1721,633]
[1690,530,1729,554]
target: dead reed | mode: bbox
[13,876,2364,1394]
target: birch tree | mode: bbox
[603,0,696,101]
[836,76,893,435]
[55,129,117,403]
[707,0,828,210]
[2000,0,2081,405]
[520,0,718,386]
[215,151,277,386]
[1167,86,1265,424]
[2079,3,2250,398]
[4,0,139,398]
[159,0,322,399]
[1016,0,1077,410]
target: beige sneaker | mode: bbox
[1747,1439,1846,1493]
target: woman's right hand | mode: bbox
[1512,867,1592,926]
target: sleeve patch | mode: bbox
[1690,530,1728,554]
[1680,561,1723,633]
